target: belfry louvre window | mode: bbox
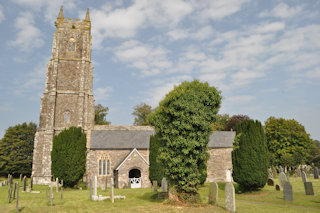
[98,156,111,176]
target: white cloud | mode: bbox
[0,104,13,112]
[167,25,214,41]
[259,3,302,19]
[8,12,44,51]
[197,0,250,21]
[255,22,285,33]
[0,4,5,23]
[305,68,320,78]
[94,86,113,101]
[225,95,255,104]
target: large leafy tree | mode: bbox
[0,122,37,176]
[265,117,312,166]
[51,127,87,187]
[232,120,269,191]
[95,104,110,125]
[149,135,165,184]
[132,103,152,125]
[211,114,230,131]
[148,80,221,201]
[225,114,250,131]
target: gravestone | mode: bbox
[111,178,114,203]
[105,177,108,192]
[295,169,301,177]
[56,177,59,192]
[226,169,232,182]
[94,176,97,197]
[304,182,314,195]
[313,168,319,179]
[16,182,19,212]
[272,168,277,177]
[225,182,236,213]
[13,183,17,199]
[19,174,22,181]
[161,178,167,192]
[279,172,287,188]
[301,171,307,182]
[283,181,293,201]
[208,182,218,205]
[275,184,280,191]
[286,172,290,181]
[153,180,158,192]
[30,177,33,190]
[23,176,27,191]
[89,178,92,200]
[267,178,274,186]
[61,179,64,202]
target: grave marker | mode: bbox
[56,177,59,192]
[105,177,108,192]
[111,178,114,203]
[279,172,287,188]
[301,171,307,182]
[283,181,293,201]
[161,178,167,192]
[23,176,27,191]
[94,176,97,197]
[313,168,319,179]
[275,184,280,191]
[304,182,314,195]
[16,182,19,212]
[225,182,236,213]
[153,180,158,192]
[267,178,274,186]
[208,182,218,205]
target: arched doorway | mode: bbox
[129,169,141,188]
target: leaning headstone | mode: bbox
[16,182,19,212]
[225,182,236,213]
[23,176,27,191]
[313,168,319,179]
[304,182,314,195]
[13,183,17,199]
[275,184,280,191]
[8,181,12,203]
[94,176,97,197]
[279,172,287,188]
[153,180,158,192]
[301,171,307,182]
[208,182,218,205]
[19,174,22,181]
[267,178,274,186]
[111,178,114,203]
[283,181,293,201]
[161,178,167,192]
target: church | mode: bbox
[31,7,235,189]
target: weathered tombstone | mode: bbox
[50,182,53,206]
[304,182,314,195]
[161,178,167,192]
[286,172,290,181]
[295,169,301,177]
[23,176,27,191]
[89,178,92,200]
[30,177,33,190]
[225,182,236,213]
[94,176,97,197]
[313,168,319,179]
[19,174,22,181]
[56,177,59,192]
[301,171,307,182]
[8,181,12,203]
[279,172,287,188]
[268,168,273,178]
[153,180,158,192]
[208,182,218,205]
[226,169,232,182]
[111,178,114,203]
[275,184,280,191]
[16,182,19,212]
[283,181,293,201]
[267,178,274,186]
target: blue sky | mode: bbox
[0,0,319,140]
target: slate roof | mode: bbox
[207,131,235,148]
[90,125,155,149]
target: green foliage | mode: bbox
[265,117,312,166]
[211,114,230,131]
[94,104,110,125]
[0,122,37,176]
[51,127,87,187]
[148,80,221,197]
[232,120,269,192]
[309,140,320,167]
[132,103,152,125]
[149,135,165,184]
[226,114,250,131]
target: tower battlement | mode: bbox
[54,6,90,30]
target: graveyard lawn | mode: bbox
[0,177,319,213]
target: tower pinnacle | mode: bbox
[84,8,90,22]
[57,6,64,20]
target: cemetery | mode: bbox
[0,173,320,212]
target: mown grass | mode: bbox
[0,176,319,212]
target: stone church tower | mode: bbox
[32,7,94,184]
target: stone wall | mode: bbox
[206,148,233,182]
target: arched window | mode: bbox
[63,110,71,124]
[98,155,111,176]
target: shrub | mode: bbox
[232,120,268,191]
[51,127,87,187]
[149,135,165,184]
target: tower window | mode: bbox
[63,110,71,124]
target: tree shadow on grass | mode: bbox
[137,191,166,203]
